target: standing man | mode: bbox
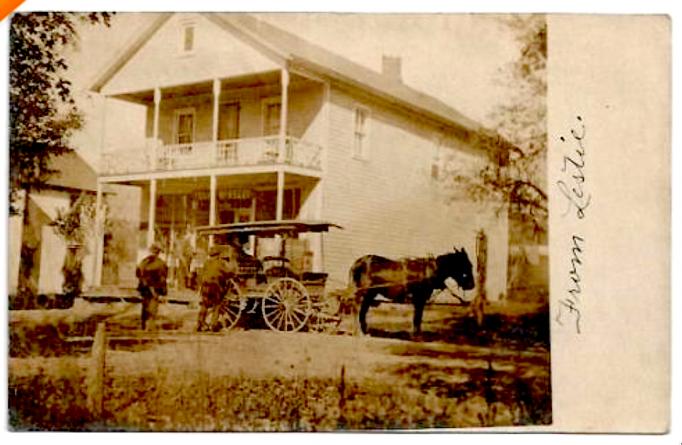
[197,245,235,332]
[136,243,168,330]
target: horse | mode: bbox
[349,248,475,336]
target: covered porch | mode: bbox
[93,170,323,290]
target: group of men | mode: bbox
[136,243,235,331]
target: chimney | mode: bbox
[381,55,402,83]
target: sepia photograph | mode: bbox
[8,11,552,431]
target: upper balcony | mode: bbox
[100,135,323,177]
[98,68,328,181]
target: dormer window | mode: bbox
[179,23,195,54]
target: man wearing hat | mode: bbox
[197,245,235,332]
[136,243,168,330]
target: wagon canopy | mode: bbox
[195,220,343,238]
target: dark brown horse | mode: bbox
[349,248,475,335]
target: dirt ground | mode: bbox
[9,298,551,430]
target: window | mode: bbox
[179,23,195,54]
[219,102,240,140]
[174,108,195,144]
[432,137,443,180]
[262,99,282,136]
[353,107,370,159]
[255,188,301,221]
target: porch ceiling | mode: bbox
[109,71,315,104]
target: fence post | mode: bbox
[474,229,488,327]
[337,365,347,429]
[87,322,107,420]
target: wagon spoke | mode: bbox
[212,279,242,331]
[289,309,303,327]
[223,305,239,319]
[262,278,311,332]
[292,307,308,317]
[277,311,288,330]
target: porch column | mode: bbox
[212,79,220,162]
[147,179,157,248]
[209,174,217,246]
[276,170,285,221]
[278,68,289,163]
[152,87,161,170]
[93,181,105,286]
[313,181,324,272]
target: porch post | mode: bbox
[313,181,324,272]
[93,181,105,286]
[278,68,289,163]
[212,79,220,162]
[276,170,285,221]
[147,179,157,248]
[209,174,217,246]
[152,87,161,170]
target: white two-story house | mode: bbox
[89,13,509,299]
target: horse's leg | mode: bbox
[412,290,427,337]
[359,291,376,335]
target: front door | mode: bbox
[219,103,240,140]
[262,100,281,136]
[174,108,195,144]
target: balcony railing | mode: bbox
[100,136,323,176]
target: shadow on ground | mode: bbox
[366,302,550,351]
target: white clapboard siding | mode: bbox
[102,13,279,96]
[321,87,508,299]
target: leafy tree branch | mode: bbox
[9,12,113,214]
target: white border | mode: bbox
[1,2,679,445]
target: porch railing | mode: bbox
[100,136,323,176]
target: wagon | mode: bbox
[194,220,342,333]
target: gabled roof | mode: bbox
[89,13,173,94]
[46,151,98,192]
[91,13,483,135]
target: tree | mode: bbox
[52,193,99,302]
[449,14,547,238]
[9,12,112,214]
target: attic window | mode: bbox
[180,23,195,53]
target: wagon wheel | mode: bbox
[308,297,342,334]
[211,279,244,331]
[262,278,312,332]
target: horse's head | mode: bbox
[436,247,475,291]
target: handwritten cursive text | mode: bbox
[557,116,591,219]
[555,234,585,333]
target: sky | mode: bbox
[64,13,521,166]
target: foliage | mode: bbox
[449,14,547,237]
[51,193,100,246]
[9,368,93,431]
[9,12,112,214]
[51,193,103,298]
[10,370,551,431]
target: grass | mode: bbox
[9,299,551,431]
[9,365,550,431]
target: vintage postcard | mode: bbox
[5,11,670,433]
